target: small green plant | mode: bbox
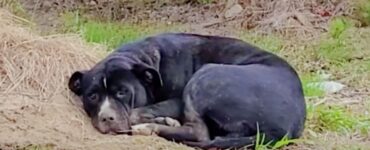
[317,18,354,66]
[254,123,300,150]
[328,18,353,39]
[255,124,271,150]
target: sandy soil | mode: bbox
[0,94,192,150]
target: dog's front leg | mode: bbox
[131,120,210,143]
[130,98,183,125]
[132,105,210,144]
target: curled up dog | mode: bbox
[68,33,307,149]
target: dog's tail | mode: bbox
[183,136,256,149]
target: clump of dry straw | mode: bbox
[0,9,104,99]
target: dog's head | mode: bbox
[68,60,162,135]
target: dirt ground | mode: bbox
[0,94,191,150]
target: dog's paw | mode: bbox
[153,117,166,124]
[164,117,181,127]
[131,123,157,136]
[154,117,181,127]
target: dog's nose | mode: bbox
[100,113,116,123]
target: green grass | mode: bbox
[255,134,301,150]
[240,32,284,53]
[328,17,353,39]
[79,21,147,49]
[318,38,350,66]
[61,12,173,50]
[300,74,325,97]
[302,66,370,134]
[298,23,370,149]
[254,123,301,150]
[306,103,370,134]
[314,20,370,87]
[354,0,370,26]
[318,18,354,66]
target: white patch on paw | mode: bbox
[153,117,166,123]
[131,123,156,136]
[164,117,181,127]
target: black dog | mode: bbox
[68,33,306,149]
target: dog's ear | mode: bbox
[132,64,163,88]
[68,71,86,96]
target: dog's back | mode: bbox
[153,32,306,143]
[112,33,306,148]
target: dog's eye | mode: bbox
[116,89,129,99]
[88,93,99,101]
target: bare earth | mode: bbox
[0,94,192,150]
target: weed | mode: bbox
[316,18,357,66]
[255,130,271,150]
[328,18,353,39]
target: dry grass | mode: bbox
[286,132,370,150]
[229,0,352,38]
[16,0,355,39]
[121,0,355,39]
[0,9,103,99]
[0,9,191,150]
